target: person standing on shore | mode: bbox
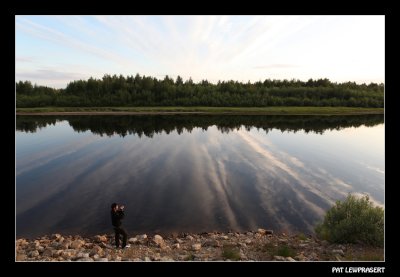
[111,203,130,249]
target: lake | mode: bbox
[16,114,384,238]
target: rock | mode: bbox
[173,243,180,249]
[42,249,54,257]
[90,245,104,256]
[28,241,40,250]
[203,239,220,247]
[273,255,286,261]
[245,239,252,244]
[186,235,194,241]
[144,257,151,261]
[28,250,40,258]
[295,254,307,261]
[257,228,267,235]
[50,241,60,249]
[94,235,108,243]
[76,252,90,259]
[128,237,138,244]
[286,257,296,261]
[138,234,147,240]
[192,243,202,251]
[220,236,229,240]
[298,243,308,248]
[114,256,122,261]
[52,234,62,240]
[238,242,247,248]
[98,258,108,261]
[246,232,253,236]
[161,256,173,261]
[335,255,342,261]
[61,250,77,259]
[332,249,345,256]
[77,257,94,261]
[176,238,183,244]
[16,254,27,261]
[70,240,84,249]
[60,241,71,250]
[153,235,165,248]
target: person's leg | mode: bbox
[114,227,121,248]
[121,227,128,248]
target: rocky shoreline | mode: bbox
[16,229,383,261]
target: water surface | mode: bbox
[16,115,384,238]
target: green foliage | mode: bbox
[16,74,384,108]
[315,194,384,246]
[222,244,241,261]
[297,233,307,241]
[276,244,296,257]
[16,114,384,137]
[184,253,195,261]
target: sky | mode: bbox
[15,15,384,88]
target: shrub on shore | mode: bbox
[315,194,384,247]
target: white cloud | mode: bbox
[16,15,384,87]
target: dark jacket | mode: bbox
[111,209,125,227]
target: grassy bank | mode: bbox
[16,106,384,115]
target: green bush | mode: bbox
[315,194,384,246]
[222,244,241,261]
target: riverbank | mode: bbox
[16,106,384,115]
[16,229,384,261]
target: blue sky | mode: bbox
[16,15,384,88]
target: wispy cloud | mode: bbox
[16,69,85,81]
[16,56,34,63]
[253,64,300,69]
[15,15,384,87]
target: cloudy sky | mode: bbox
[16,15,384,88]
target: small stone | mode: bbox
[128,237,138,244]
[257,228,267,235]
[52,234,62,240]
[76,252,90,259]
[173,243,180,249]
[332,249,345,256]
[176,238,183,244]
[245,239,252,244]
[70,240,84,249]
[192,243,202,251]
[273,255,286,261]
[286,257,296,261]
[28,250,40,258]
[42,249,54,257]
[77,257,94,261]
[16,254,27,261]
[186,235,194,241]
[144,257,151,261]
[94,235,108,243]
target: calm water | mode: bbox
[16,115,384,238]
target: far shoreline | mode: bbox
[16,106,384,116]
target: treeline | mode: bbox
[16,114,384,138]
[16,74,384,108]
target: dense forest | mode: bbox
[16,114,384,138]
[16,74,384,108]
